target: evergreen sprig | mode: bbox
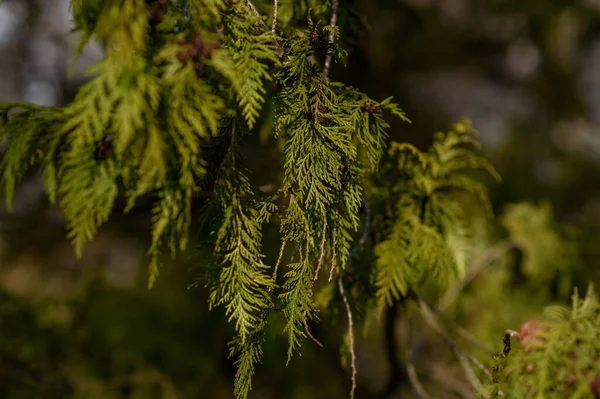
[0,2,510,399]
[219,3,281,129]
[274,18,409,360]
[372,119,501,314]
[208,118,275,343]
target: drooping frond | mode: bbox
[0,104,63,207]
[274,19,409,360]
[372,118,499,312]
[228,321,267,399]
[208,120,275,342]
[374,222,411,311]
[218,3,281,129]
[203,119,277,396]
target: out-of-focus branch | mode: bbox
[409,239,519,382]
[338,275,357,399]
[438,239,520,312]
[271,0,278,34]
[418,295,490,398]
[323,0,339,78]
[376,301,409,399]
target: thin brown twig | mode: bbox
[303,317,324,347]
[323,0,339,78]
[407,239,518,385]
[466,351,493,381]
[455,325,496,356]
[438,239,519,312]
[271,0,278,34]
[303,210,328,348]
[272,240,287,281]
[313,211,328,283]
[338,276,357,399]
[294,195,323,347]
[417,296,490,399]
[329,209,338,281]
[406,361,429,399]
[246,0,262,20]
[246,0,284,57]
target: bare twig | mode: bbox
[303,317,324,347]
[313,211,328,283]
[465,351,493,381]
[334,198,371,397]
[323,0,339,78]
[304,210,328,347]
[338,276,357,399]
[246,0,284,57]
[272,240,287,281]
[407,238,519,385]
[378,302,409,399]
[328,209,339,281]
[417,296,490,398]
[271,0,278,34]
[246,0,262,20]
[438,239,519,312]
[454,325,495,356]
[406,361,429,399]
[431,363,476,399]
[294,195,322,346]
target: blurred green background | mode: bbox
[1,0,600,398]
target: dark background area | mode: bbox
[1,0,600,398]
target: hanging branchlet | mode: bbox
[273,14,408,367]
[372,119,500,314]
[0,2,414,399]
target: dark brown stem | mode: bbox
[377,301,407,398]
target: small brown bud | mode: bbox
[157,0,168,6]
[177,38,187,45]
[176,51,186,62]
[364,102,382,114]
[310,31,319,43]
[187,46,198,57]
[567,374,577,386]
[193,34,204,50]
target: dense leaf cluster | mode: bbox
[495,285,600,398]
[2,1,586,399]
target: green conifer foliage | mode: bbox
[494,285,600,398]
[370,120,501,313]
[273,17,410,363]
[0,2,536,399]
